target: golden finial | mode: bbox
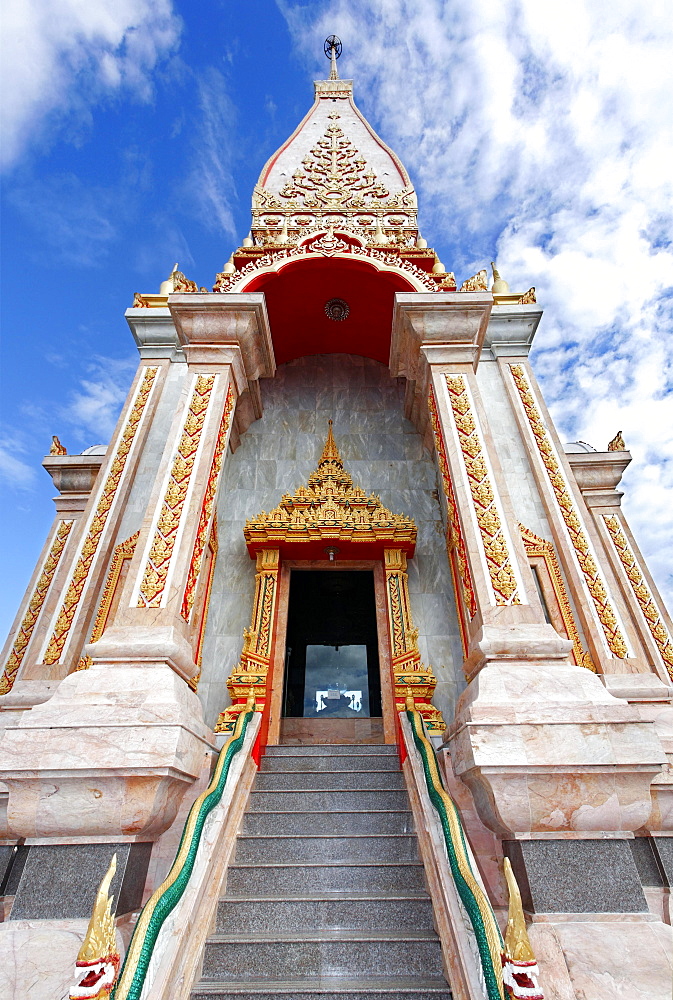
[78,854,118,963]
[245,686,257,712]
[405,687,416,711]
[50,435,67,456]
[503,857,535,962]
[491,262,510,295]
[319,419,343,465]
[607,431,626,452]
[159,263,179,296]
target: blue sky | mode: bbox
[1,0,672,640]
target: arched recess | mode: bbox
[240,255,422,366]
[214,422,446,747]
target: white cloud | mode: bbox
[279,0,673,610]
[188,68,239,240]
[62,355,137,443]
[0,0,181,169]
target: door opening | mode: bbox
[283,570,382,724]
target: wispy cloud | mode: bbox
[0,0,181,169]
[279,0,673,607]
[187,67,239,239]
[62,355,137,443]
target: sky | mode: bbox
[1,0,672,640]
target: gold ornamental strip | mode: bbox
[428,387,477,619]
[75,532,139,672]
[43,367,159,664]
[0,519,74,693]
[444,374,522,606]
[137,373,216,609]
[181,384,234,621]
[603,515,673,678]
[510,364,629,658]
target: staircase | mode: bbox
[192,743,452,1000]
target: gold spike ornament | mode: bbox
[501,857,544,999]
[69,854,121,1000]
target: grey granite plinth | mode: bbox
[9,841,152,920]
[651,837,673,887]
[1,844,28,896]
[503,838,648,913]
[629,837,665,887]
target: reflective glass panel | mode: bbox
[303,644,370,718]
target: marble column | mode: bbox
[0,294,274,845]
[390,293,666,860]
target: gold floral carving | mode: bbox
[384,548,445,733]
[444,375,522,605]
[517,287,536,304]
[519,523,595,671]
[181,384,235,622]
[428,387,476,621]
[43,367,159,665]
[604,515,673,678]
[0,519,74,694]
[244,421,416,551]
[254,112,414,215]
[215,548,280,733]
[459,269,488,292]
[50,435,67,455]
[191,514,219,691]
[607,431,626,452]
[137,374,215,608]
[74,532,139,672]
[510,364,629,658]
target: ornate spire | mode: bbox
[319,419,341,464]
[324,34,342,80]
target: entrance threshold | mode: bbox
[279,718,385,745]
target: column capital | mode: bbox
[566,448,631,509]
[125,307,184,361]
[390,291,493,381]
[481,303,544,359]
[169,293,275,386]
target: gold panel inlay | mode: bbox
[137,373,215,608]
[75,531,139,672]
[43,366,159,664]
[519,523,595,671]
[444,374,521,605]
[0,519,74,694]
[510,364,629,659]
[604,515,673,678]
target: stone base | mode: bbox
[9,841,152,920]
[0,664,214,840]
[279,718,385,745]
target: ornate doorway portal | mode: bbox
[215,423,446,746]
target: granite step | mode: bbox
[225,861,427,895]
[241,809,415,836]
[248,789,409,812]
[261,753,400,772]
[234,833,419,864]
[265,744,398,757]
[255,770,406,791]
[216,892,435,933]
[192,977,452,999]
[200,930,445,981]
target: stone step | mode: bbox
[234,833,419,864]
[226,861,427,895]
[265,745,398,757]
[249,790,409,813]
[261,753,400,772]
[192,976,452,999]
[242,809,415,837]
[200,930,445,981]
[255,770,406,791]
[216,892,435,933]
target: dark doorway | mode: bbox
[283,570,382,720]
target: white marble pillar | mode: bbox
[0,295,274,843]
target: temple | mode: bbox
[1,38,672,1000]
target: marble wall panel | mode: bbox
[200,354,465,730]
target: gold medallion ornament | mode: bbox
[137,373,216,608]
[428,388,476,621]
[509,365,629,658]
[444,375,522,605]
[43,367,159,665]
[181,385,235,621]
[603,515,673,679]
[0,519,74,694]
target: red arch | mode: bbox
[243,256,416,365]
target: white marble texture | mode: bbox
[201,354,465,729]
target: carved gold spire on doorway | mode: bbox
[244,421,416,551]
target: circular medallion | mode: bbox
[324,298,350,322]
